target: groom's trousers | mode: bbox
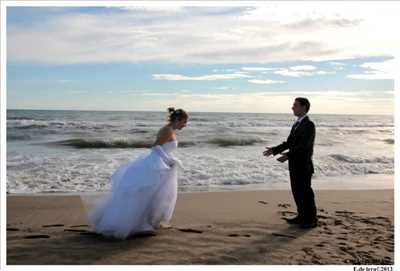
[289,170,317,222]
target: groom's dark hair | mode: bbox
[295,97,310,113]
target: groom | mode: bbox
[264,97,317,229]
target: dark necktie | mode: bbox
[290,121,300,135]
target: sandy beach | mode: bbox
[7,187,394,265]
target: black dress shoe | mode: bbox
[284,216,303,224]
[299,219,318,229]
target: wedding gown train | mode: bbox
[85,140,180,239]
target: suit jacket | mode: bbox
[272,116,315,174]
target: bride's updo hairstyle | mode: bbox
[167,107,188,123]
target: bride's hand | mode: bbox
[170,158,185,170]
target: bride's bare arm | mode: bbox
[153,125,174,146]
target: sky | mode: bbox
[5,3,399,114]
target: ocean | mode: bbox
[6,109,394,194]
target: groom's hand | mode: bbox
[277,153,288,163]
[263,147,273,157]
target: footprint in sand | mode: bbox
[363,228,379,234]
[130,231,157,238]
[178,228,203,234]
[258,200,268,205]
[24,234,50,239]
[366,217,391,226]
[42,224,64,228]
[334,219,343,226]
[312,259,323,264]
[80,231,101,237]
[384,256,392,263]
[373,216,391,222]
[228,233,252,237]
[278,203,291,208]
[335,210,354,216]
[374,236,385,242]
[301,247,314,254]
[272,233,296,239]
[64,229,89,233]
[279,211,296,216]
[321,227,334,235]
[343,225,352,230]
[372,241,380,246]
[7,227,20,231]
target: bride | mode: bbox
[86,107,188,239]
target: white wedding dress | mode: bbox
[86,140,180,239]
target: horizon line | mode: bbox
[6,108,394,116]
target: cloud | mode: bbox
[241,67,279,72]
[284,18,363,30]
[272,65,336,77]
[289,65,317,71]
[121,7,252,17]
[152,73,252,81]
[315,71,336,75]
[242,64,336,77]
[347,73,391,80]
[215,86,231,90]
[347,58,396,80]
[329,61,346,70]
[273,69,312,77]
[212,68,236,73]
[119,6,185,13]
[248,79,286,84]
[329,61,346,66]
[7,4,400,64]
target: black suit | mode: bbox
[272,116,317,222]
